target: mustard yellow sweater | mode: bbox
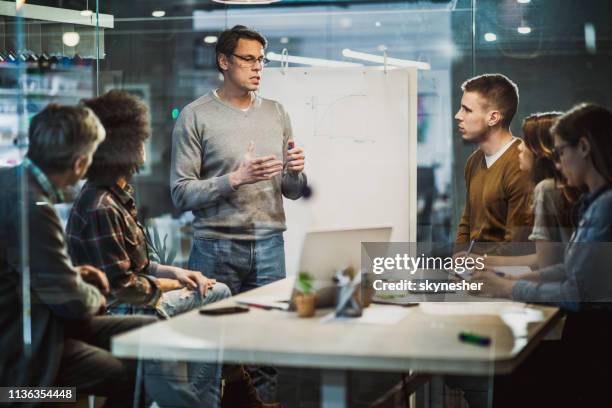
[456,140,534,254]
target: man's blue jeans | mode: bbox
[189,233,286,295]
[188,233,286,402]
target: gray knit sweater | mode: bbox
[170,91,307,240]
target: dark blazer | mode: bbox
[0,165,102,399]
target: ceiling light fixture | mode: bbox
[152,10,166,18]
[484,32,497,42]
[204,36,218,44]
[517,26,532,34]
[517,0,531,3]
[342,49,430,70]
[63,32,80,47]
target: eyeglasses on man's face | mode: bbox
[230,53,270,68]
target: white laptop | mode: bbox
[236,227,392,311]
[289,227,393,308]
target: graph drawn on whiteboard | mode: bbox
[307,94,377,143]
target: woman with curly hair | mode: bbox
[68,90,229,322]
[66,90,280,408]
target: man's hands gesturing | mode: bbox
[230,141,283,189]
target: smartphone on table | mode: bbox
[199,305,250,316]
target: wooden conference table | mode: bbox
[112,277,561,408]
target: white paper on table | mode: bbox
[493,266,532,276]
[446,265,531,281]
[420,302,525,316]
[320,304,413,325]
[236,295,290,310]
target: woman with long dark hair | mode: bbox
[476,103,612,303]
[475,103,612,408]
[466,112,582,270]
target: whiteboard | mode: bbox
[259,67,418,276]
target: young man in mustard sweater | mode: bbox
[454,74,533,256]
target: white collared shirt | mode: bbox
[485,137,517,168]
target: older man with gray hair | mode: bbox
[0,104,156,407]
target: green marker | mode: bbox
[458,331,491,346]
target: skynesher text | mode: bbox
[373,279,484,292]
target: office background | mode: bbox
[1,1,611,405]
[3,0,611,251]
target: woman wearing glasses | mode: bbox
[475,103,612,406]
[469,112,583,271]
[474,103,612,304]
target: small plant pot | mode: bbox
[295,293,316,317]
[361,284,374,308]
[361,273,375,308]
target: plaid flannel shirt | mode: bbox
[66,181,161,312]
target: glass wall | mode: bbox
[8,0,612,254]
[1,2,103,400]
[3,0,612,406]
[92,0,471,261]
[87,0,612,257]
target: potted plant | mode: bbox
[145,224,177,266]
[295,272,316,317]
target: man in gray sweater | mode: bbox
[171,24,306,296]
[170,25,307,402]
